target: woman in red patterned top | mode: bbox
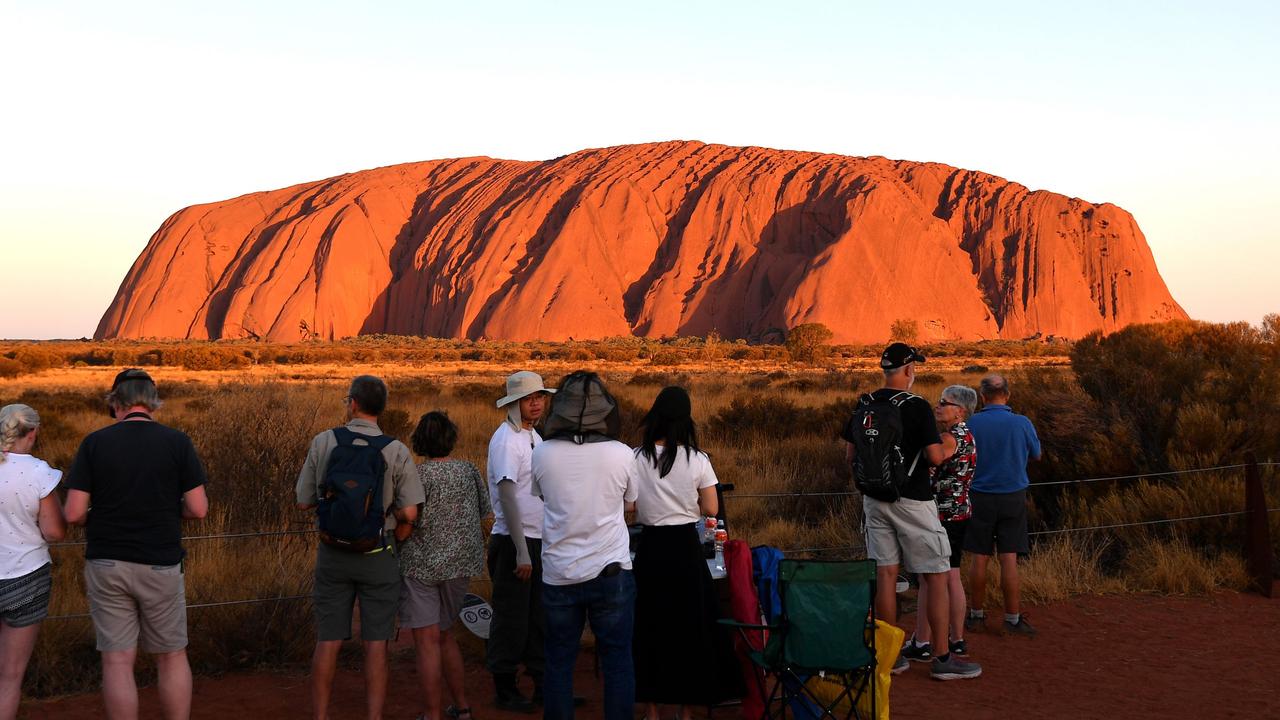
[901,385,979,663]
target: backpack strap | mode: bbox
[887,391,918,407]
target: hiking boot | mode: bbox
[890,654,910,675]
[949,638,968,656]
[900,636,932,663]
[493,674,535,714]
[931,655,982,681]
[964,612,986,632]
[1003,615,1038,637]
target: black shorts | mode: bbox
[942,520,968,569]
[963,490,1029,556]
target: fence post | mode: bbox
[1243,452,1274,598]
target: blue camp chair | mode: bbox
[721,558,877,719]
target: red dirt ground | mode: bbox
[20,591,1280,719]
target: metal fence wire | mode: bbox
[39,461,1278,620]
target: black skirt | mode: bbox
[632,523,745,705]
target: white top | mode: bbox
[487,423,544,539]
[631,446,719,526]
[531,439,637,586]
[0,453,61,579]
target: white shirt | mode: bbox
[631,446,719,526]
[531,439,637,586]
[0,453,61,579]
[487,423,544,539]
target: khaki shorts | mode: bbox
[863,497,951,575]
[84,558,187,653]
[313,544,401,642]
[399,576,469,631]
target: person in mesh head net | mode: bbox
[531,371,638,720]
[64,369,209,720]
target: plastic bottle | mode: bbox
[703,516,717,558]
[714,519,727,553]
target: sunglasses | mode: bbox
[937,400,963,409]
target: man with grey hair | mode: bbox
[843,344,981,680]
[963,374,1041,636]
[296,374,423,720]
[65,369,209,720]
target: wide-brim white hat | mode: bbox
[496,371,555,408]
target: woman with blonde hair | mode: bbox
[0,404,66,720]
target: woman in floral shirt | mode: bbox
[399,411,491,720]
[902,385,979,662]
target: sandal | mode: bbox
[445,706,474,719]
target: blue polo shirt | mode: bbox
[966,404,1041,493]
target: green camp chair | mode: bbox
[721,558,877,719]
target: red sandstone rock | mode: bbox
[95,141,1187,343]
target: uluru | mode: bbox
[95,141,1187,343]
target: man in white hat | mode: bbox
[485,371,554,712]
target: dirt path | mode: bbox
[20,591,1280,719]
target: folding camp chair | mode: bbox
[720,559,877,720]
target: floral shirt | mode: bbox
[399,459,491,584]
[932,422,976,522]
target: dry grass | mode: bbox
[2,352,1273,697]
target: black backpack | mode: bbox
[317,427,394,552]
[849,391,922,502]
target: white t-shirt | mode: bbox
[0,453,62,579]
[531,439,637,586]
[631,446,719,526]
[487,423,544,539]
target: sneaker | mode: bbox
[931,654,982,681]
[891,654,910,675]
[1003,615,1038,637]
[949,638,968,656]
[964,613,986,632]
[900,637,932,663]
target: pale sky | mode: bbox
[1,0,1276,339]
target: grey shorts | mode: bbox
[399,576,469,631]
[863,496,951,575]
[313,544,401,642]
[0,563,52,628]
[84,558,187,653]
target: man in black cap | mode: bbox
[64,369,209,720]
[842,344,982,681]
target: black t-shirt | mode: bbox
[65,420,207,566]
[841,389,942,502]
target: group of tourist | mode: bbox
[845,343,1041,682]
[0,341,1042,719]
[291,370,741,720]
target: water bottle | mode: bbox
[714,519,727,553]
[702,516,717,558]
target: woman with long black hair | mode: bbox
[630,386,743,720]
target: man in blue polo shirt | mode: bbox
[963,374,1041,636]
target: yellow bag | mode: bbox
[804,619,903,720]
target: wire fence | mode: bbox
[38,460,1278,620]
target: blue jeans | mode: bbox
[542,570,636,720]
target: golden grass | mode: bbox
[2,358,1272,697]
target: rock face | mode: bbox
[96,141,1187,343]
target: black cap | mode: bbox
[880,342,926,370]
[111,368,155,391]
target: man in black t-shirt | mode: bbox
[842,344,981,681]
[65,369,209,720]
